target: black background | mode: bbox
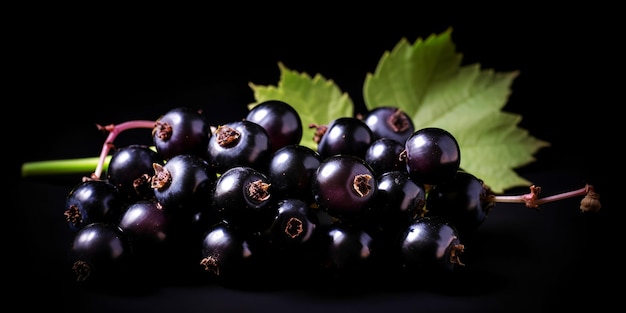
[12,5,616,312]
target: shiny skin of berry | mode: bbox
[364,137,407,177]
[118,199,171,256]
[426,170,495,236]
[266,144,321,204]
[264,198,319,247]
[106,144,165,202]
[152,107,212,160]
[320,221,385,279]
[399,216,465,274]
[403,127,461,186]
[207,120,272,174]
[362,106,415,144]
[64,180,123,232]
[311,154,377,219]
[199,221,261,284]
[367,170,426,234]
[246,100,303,153]
[317,117,373,160]
[151,154,217,215]
[211,166,275,232]
[69,222,132,284]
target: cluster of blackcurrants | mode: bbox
[64,100,499,291]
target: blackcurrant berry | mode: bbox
[264,198,319,247]
[362,106,414,144]
[266,144,322,204]
[368,170,426,234]
[364,137,407,177]
[207,120,272,174]
[64,180,123,232]
[320,221,385,280]
[106,144,165,202]
[199,221,262,286]
[211,166,275,232]
[246,100,303,153]
[426,170,495,237]
[403,127,461,186]
[69,222,132,284]
[152,107,212,160]
[311,154,377,219]
[118,199,171,258]
[151,154,216,216]
[315,117,373,160]
[399,216,465,274]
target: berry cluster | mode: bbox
[63,100,601,290]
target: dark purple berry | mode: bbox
[264,198,319,247]
[152,107,212,160]
[246,100,303,153]
[368,170,426,233]
[151,154,216,216]
[316,117,373,160]
[426,170,495,236]
[364,138,406,176]
[311,154,377,219]
[266,144,321,203]
[399,216,465,274]
[64,180,123,232]
[69,222,132,284]
[211,166,275,232]
[207,120,272,174]
[199,221,261,285]
[403,127,461,186]
[106,144,165,202]
[118,199,171,257]
[362,106,414,143]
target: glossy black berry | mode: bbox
[362,106,414,144]
[311,154,377,219]
[266,144,321,203]
[199,221,262,285]
[399,216,465,274]
[403,127,461,186]
[316,117,373,160]
[211,166,275,232]
[152,107,212,160]
[426,170,495,236]
[368,170,426,234]
[69,222,132,284]
[151,154,216,216]
[264,198,319,247]
[106,144,165,202]
[207,120,272,174]
[364,137,407,176]
[320,221,385,280]
[118,199,171,258]
[64,180,123,232]
[246,100,303,153]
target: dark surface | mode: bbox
[12,6,615,313]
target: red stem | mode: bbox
[89,120,156,180]
[493,184,601,212]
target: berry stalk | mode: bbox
[493,184,601,213]
[21,156,112,177]
[21,120,156,180]
[91,121,156,180]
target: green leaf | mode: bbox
[363,28,550,193]
[248,62,353,150]
[249,29,551,193]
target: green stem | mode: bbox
[21,120,157,179]
[21,157,110,177]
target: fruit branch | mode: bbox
[90,121,156,180]
[493,184,601,213]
